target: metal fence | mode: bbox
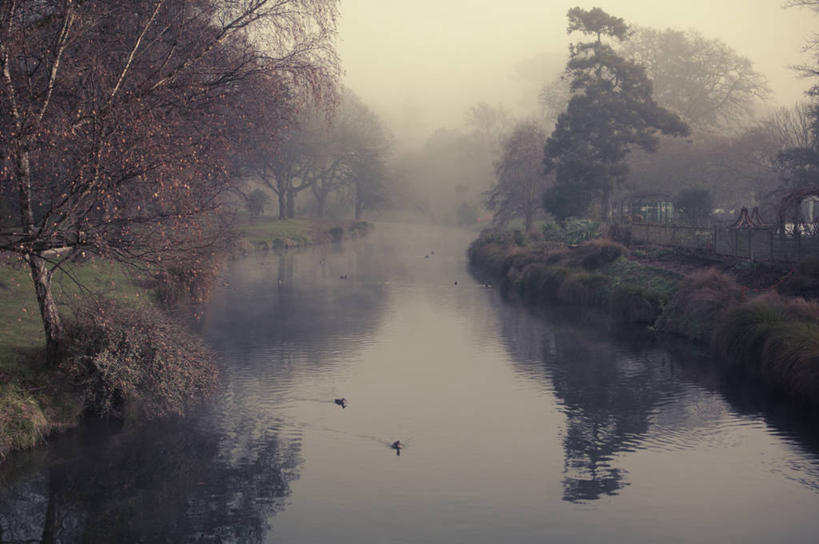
[620,223,819,264]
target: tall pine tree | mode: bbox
[543,7,689,222]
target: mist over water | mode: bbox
[2,224,818,542]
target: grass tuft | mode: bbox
[0,383,48,460]
[656,268,745,342]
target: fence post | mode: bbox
[798,234,802,265]
[734,229,739,257]
[749,229,754,261]
[769,229,773,263]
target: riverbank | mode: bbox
[235,217,371,253]
[0,260,151,460]
[468,228,819,406]
[0,218,371,459]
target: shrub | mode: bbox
[245,189,270,217]
[62,300,218,418]
[0,384,48,460]
[557,271,608,306]
[348,221,371,236]
[714,293,819,403]
[503,249,545,276]
[467,235,513,276]
[475,228,518,247]
[609,285,662,323]
[577,239,627,270]
[656,268,745,342]
[542,218,601,245]
[328,226,344,242]
[154,259,222,311]
[516,264,567,301]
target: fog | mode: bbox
[339,0,816,146]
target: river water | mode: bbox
[2,224,819,543]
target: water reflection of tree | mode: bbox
[0,417,300,542]
[550,333,662,503]
[204,248,390,369]
[494,302,681,503]
[2,242,399,541]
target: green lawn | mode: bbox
[0,257,151,458]
[604,257,682,302]
[1,216,360,457]
[0,259,148,378]
[238,217,316,246]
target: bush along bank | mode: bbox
[468,228,819,406]
[0,257,223,461]
[234,218,372,254]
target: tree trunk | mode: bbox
[16,145,63,365]
[601,185,612,223]
[28,255,63,366]
[286,191,296,218]
[277,193,286,219]
[316,192,326,218]
[524,209,533,233]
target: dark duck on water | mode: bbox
[391,440,403,455]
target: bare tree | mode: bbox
[760,102,815,150]
[0,0,339,364]
[340,93,392,220]
[464,102,511,152]
[618,27,769,132]
[486,119,548,232]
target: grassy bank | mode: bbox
[469,229,679,324]
[469,228,819,406]
[236,217,371,253]
[0,216,372,459]
[0,259,150,460]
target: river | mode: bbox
[2,224,819,542]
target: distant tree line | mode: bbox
[244,88,392,220]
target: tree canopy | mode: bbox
[0,0,339,364]
[771,2,819,205]
[619,27,769,132]
[542,6,689,222]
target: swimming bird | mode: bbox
[391,440,403,455]
[334,398,347,408]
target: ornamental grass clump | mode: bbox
[714,292,819,404]
[609,285,662,324]
[515,264,568,301]
[557,271,609,306]
[656,268,745,342]
[576,239,627,270]
[0,384,48,460]
[63,300,218,418]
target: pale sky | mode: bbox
[337,0,818,145]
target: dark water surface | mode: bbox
[2,224,819,543]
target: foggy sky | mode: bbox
[338,0,817,145]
